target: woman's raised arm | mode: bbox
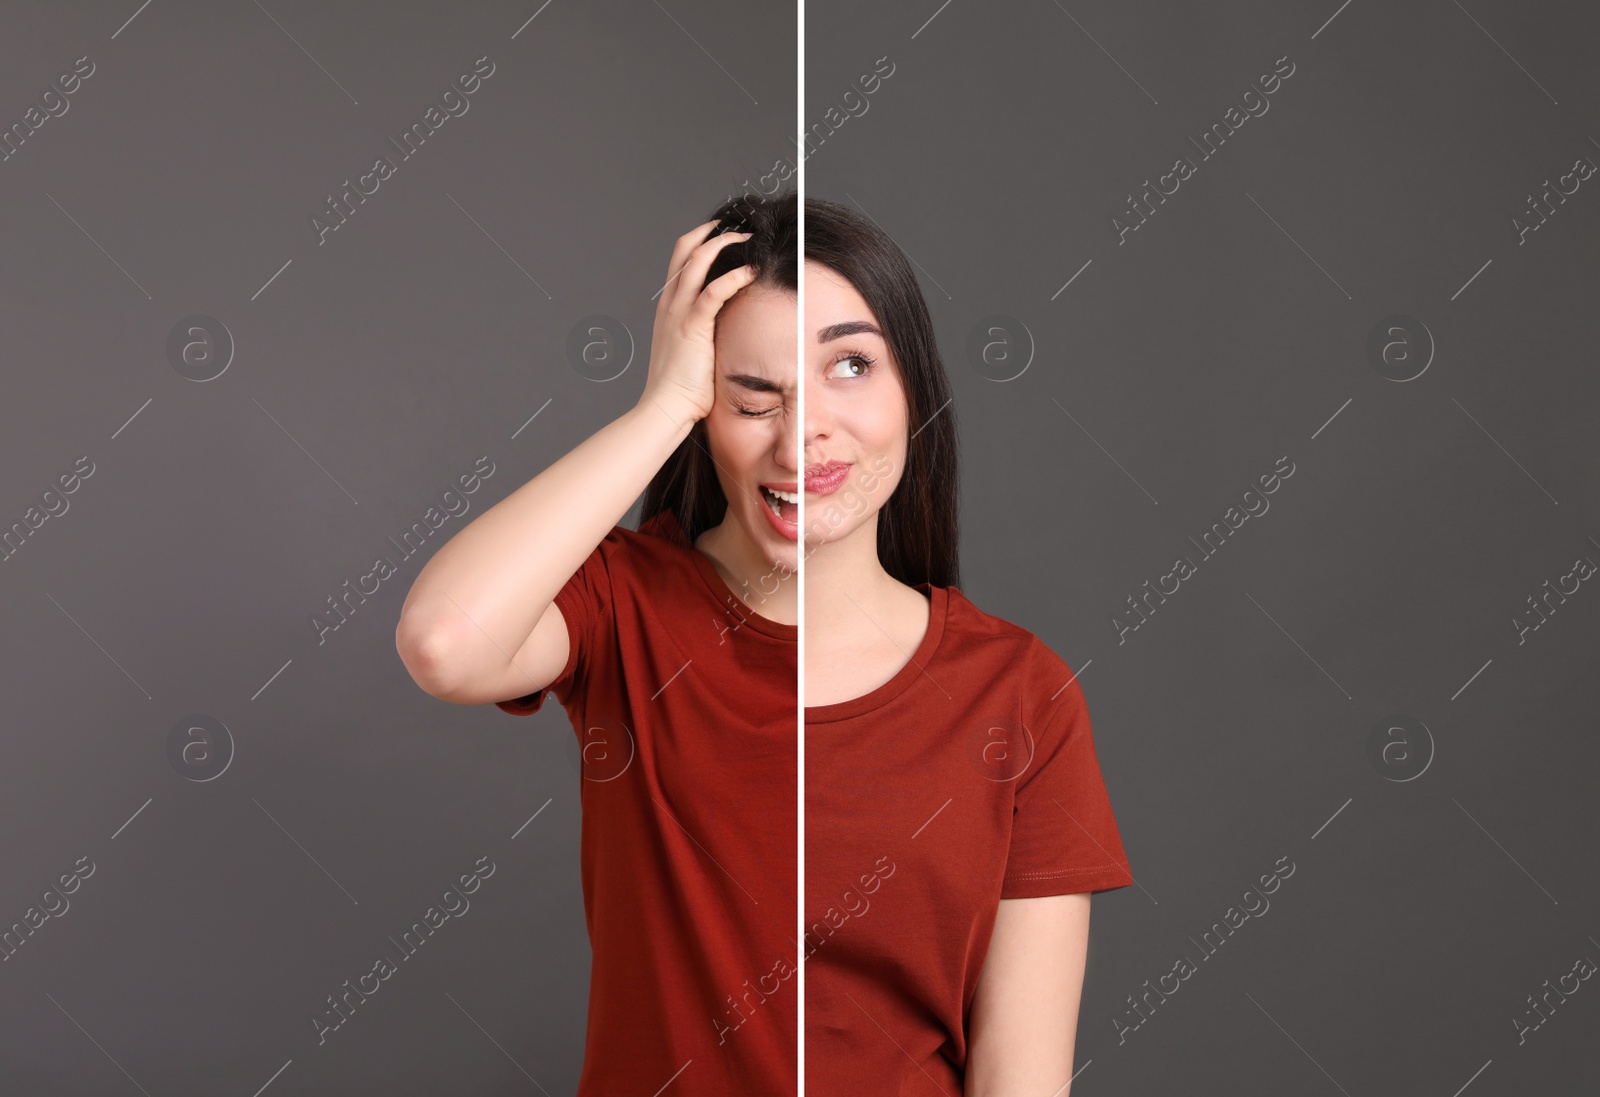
[394,219,757,705]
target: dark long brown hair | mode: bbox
[805,197,961,590]
[640,191,797,546]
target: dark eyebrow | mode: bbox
[817,320,881,343]
[725,372,790,394]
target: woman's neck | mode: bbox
[803,516,912,639]
[694,520,799,627]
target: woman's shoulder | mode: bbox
[598,509,697,561]
[637,508,691,547]
[575,511,703,590]
[941,587,1080,683]
[940,585,1039,644]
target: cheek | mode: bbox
[700,413,737,473]
[840,398,907,458]
[859,463,904,511]
[704,410,768,471]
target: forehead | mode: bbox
[715,283,796,380]
[804,260,876,333]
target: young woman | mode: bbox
[395,193,800,1096]
[802,196,1135,1097]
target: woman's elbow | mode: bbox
[395,612,466,700]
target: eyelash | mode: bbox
[831,349,877,379]
[733,349,877,416]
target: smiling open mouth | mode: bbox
[761,486,798,524]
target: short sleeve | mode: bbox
[492,530,619,717]
[1000,665,1134,898]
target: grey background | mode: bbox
[805,1,1597,1094]
[0,1,793,1093]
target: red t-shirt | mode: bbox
[804,584,1134,1095]
[495,510,798,1095]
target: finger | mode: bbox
[683,262,759,334]
[671,218,721,268]
[668,229,753,318]
[671,227,751,309]
[663,220,722,294]
[655,220,718,304]
[653,219,723,325]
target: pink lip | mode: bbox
[758,485,798,541]
[805,462,852,495]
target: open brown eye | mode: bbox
[830,351,876,379]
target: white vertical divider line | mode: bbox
[795,0,807,1087]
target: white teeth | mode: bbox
[761,486,796,518]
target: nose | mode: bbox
[770,402,799,473]
[803,370,831,462]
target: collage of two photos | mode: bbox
[3,1,1597,1094]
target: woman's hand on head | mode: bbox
[636,218,758,426]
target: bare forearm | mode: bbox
[396,397,693,674]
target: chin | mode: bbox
[766,543,799,574]
[802,511,868,551]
